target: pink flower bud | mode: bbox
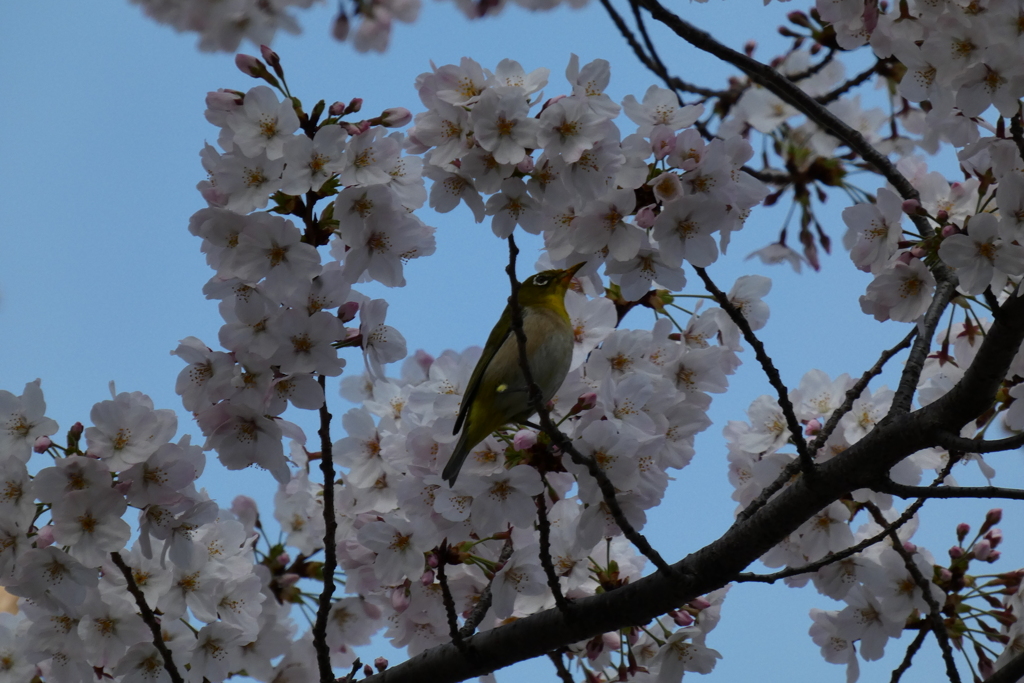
[279,573,301,587]
[938,568,952,582]
[903,541,917,554]
[974,539,992,561]
[635,205,657,229]
[391,587,410,612]
[540,95,567,112]
[332,12,350,41]
[206,89,242,112]
[513,429,537,451]
[413,349,434,374]
[986,529,1003,547]
[671,609,694,626]
[988,550,1001,563]
[936,209,949,223]
[901,199,921,215]
[354,600,380,620]
[896,251,914,265]
[420,570,435,586]
[374,657,389,673]
[517,156,535,174]
[329,101,347,116]
[70,422,84,437]
[363,665,373,677]
[235,54,265,78]
[986,508,1003,525]
[33,436,52,453]
[380,107,412,128]
[346,98,363,114]
[956,522,970,540]
[941,224,958,237]
[803,418,822,436]
[259,45,280,69]
[427,552,439,568]
[277,552,291,565]
[910,246,926,259]
[338,301,359,323]
[35,524,55,548]
[689,597,712,610]
[949,545,964,559]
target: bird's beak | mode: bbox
[561,262,586,283]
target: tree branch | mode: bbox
[876,481,1024,501]
[694,266,813,475]
[358,292,1024,683]
[313,374,339,683]
[110,552,185,683]
[933,430,1024,454]
[865,502,960,683]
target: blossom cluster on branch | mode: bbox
[10,0,1024,681]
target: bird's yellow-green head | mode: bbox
[517,262,586,314]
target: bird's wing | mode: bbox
[453,303,513,435]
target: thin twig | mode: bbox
[693,266,814,475]
[786,49,836,82]
[634,0,911,197]
[536,494,571,613]
[506,235,674,576]
[933,430,1024,454]
[890,279,958,415]
[459,538,514,639]
[816,60,884,105]
[110,552,185,683]
[597,0,722,99]
[876,481,1024,501]
[865,502,960,683]
[548,650,575,683]
[737,457,957,583]
[313,374,339,683]
[890,629,928,683]
[437,542,469,654]
[810,329,918,453]
[737,328,916,523]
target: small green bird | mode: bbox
[442,263,585,486]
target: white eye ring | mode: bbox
[534,275,550,286]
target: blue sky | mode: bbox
[2,1,1021,681]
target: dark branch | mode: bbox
[890,628,928,683]
[536,494,571,613]
[876,481,1024,501]
[816,59,884,105]
[694,266,814,475]
[459,538,514,639]
[110,552,185,683]
[933,430,1024,454]
[313,374,339,683]
[865,503,960,683]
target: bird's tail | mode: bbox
[442,430,473,487]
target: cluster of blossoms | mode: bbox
[21,0,1024,674]
[0,381,303,683]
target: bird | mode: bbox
[442,263,585,486]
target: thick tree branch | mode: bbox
[890,628,928,683]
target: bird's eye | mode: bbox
[534,275,550,286]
